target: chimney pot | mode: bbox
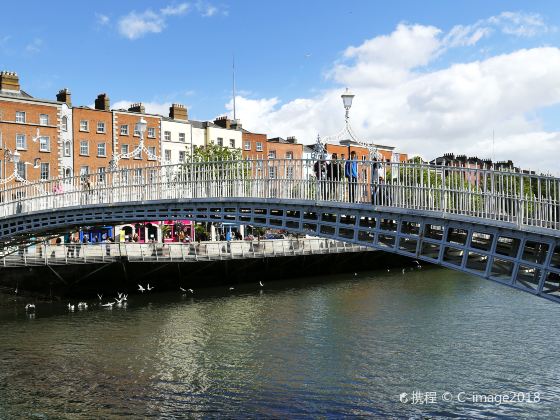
[0,71,20,92]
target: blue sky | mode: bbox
[1,1,560,171]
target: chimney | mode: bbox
[56,88,72,106]
[213,116,230,129]
[95,93,110,111]
[169,103,188,121]
[128,102,145,113]
[286,136,297,144]
[0,71,20,92]
[230,119,242,130]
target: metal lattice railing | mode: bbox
[0,159,558,234]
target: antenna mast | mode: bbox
[232,55,237,121]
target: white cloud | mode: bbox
[95,13,110,26]
[228,19,560,173]
[24,38,43,54]
[195,1,225,17]
[118,3,189,40]
[443,11,553,48]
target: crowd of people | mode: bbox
[312,151,389,205]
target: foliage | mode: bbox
[195,224,209,241]
[186,143,243,162]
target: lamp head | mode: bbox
[138,117,148,135]
[341,88,355,110]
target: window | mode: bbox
[120,144,129,157]
[40,162,49,180]
[268,150,276,159]
[16,162,26,180]
[80,120,89,131]
[16,134,26,150]
[286,166,294,179]
[80,140,89,156]
[148,146,156,160]
[134,124,140,136]
[164,131,171,141]
[62,116,68,131]
[80,166,89,175]
[256,142,263,152]
[39,136,50,152]
[164,150,171,162]
[120,125,129,135]
[15,111,26,123]
[98,167,106,183]
[244,141,251,151]
[178,151,185,163]
[229,139,235,148]
[217,137,223,146]
[133,148,142,160]
[64,141,71,157]
[39,114,49,126]
[97,142,106,157]
[179,133,185,142]
[286,151,293,159]
[0,160,2,178]
[97,122,106,133]
[269,166,277,179]
[148,127,156,138]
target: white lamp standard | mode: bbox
[110,117,157,169]
[341,88,355,123]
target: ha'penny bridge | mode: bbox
[0,158,559,302]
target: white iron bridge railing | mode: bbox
[0,159,559,234]
[3,239,370,267]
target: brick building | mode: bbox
[0,72,60,186]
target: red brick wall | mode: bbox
[72,108,113,175]
[0,98,59,186]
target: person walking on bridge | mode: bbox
[345,151,358,203]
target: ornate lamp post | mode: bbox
[110,117,158,169]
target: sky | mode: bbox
[1,0,560,172]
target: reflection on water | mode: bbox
[1,267,559,418]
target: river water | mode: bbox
[0,266,559,419]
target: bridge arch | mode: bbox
[0,159,558,303]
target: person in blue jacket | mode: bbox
[345,151,358,202]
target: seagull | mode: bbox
[386,268,390,272]
[188,289,194,294]
[138,284,145,293]
[97,293,103,301]
[122,294,128,302]
[25,303,35,311]
[67,303,75,312]
[353,272,357,276]
[77,302,88,310]
[114,297,125,305]
[14,287,18,295]
[229,286,235,291]
[402,268,405,274]
[147,284,154,291]
[117,292,123,299]
[31,127,40,143]
[180,287,186,292]
[101,302,115,308]
[259,281,264,287]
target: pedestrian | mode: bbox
[67,235,74,258]
[345,151,358,202]
[314,156,327,199]
[75,236,81,257]
[327,153,342,200]
[371,158,382,205]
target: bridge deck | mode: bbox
[3,239,371,267]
